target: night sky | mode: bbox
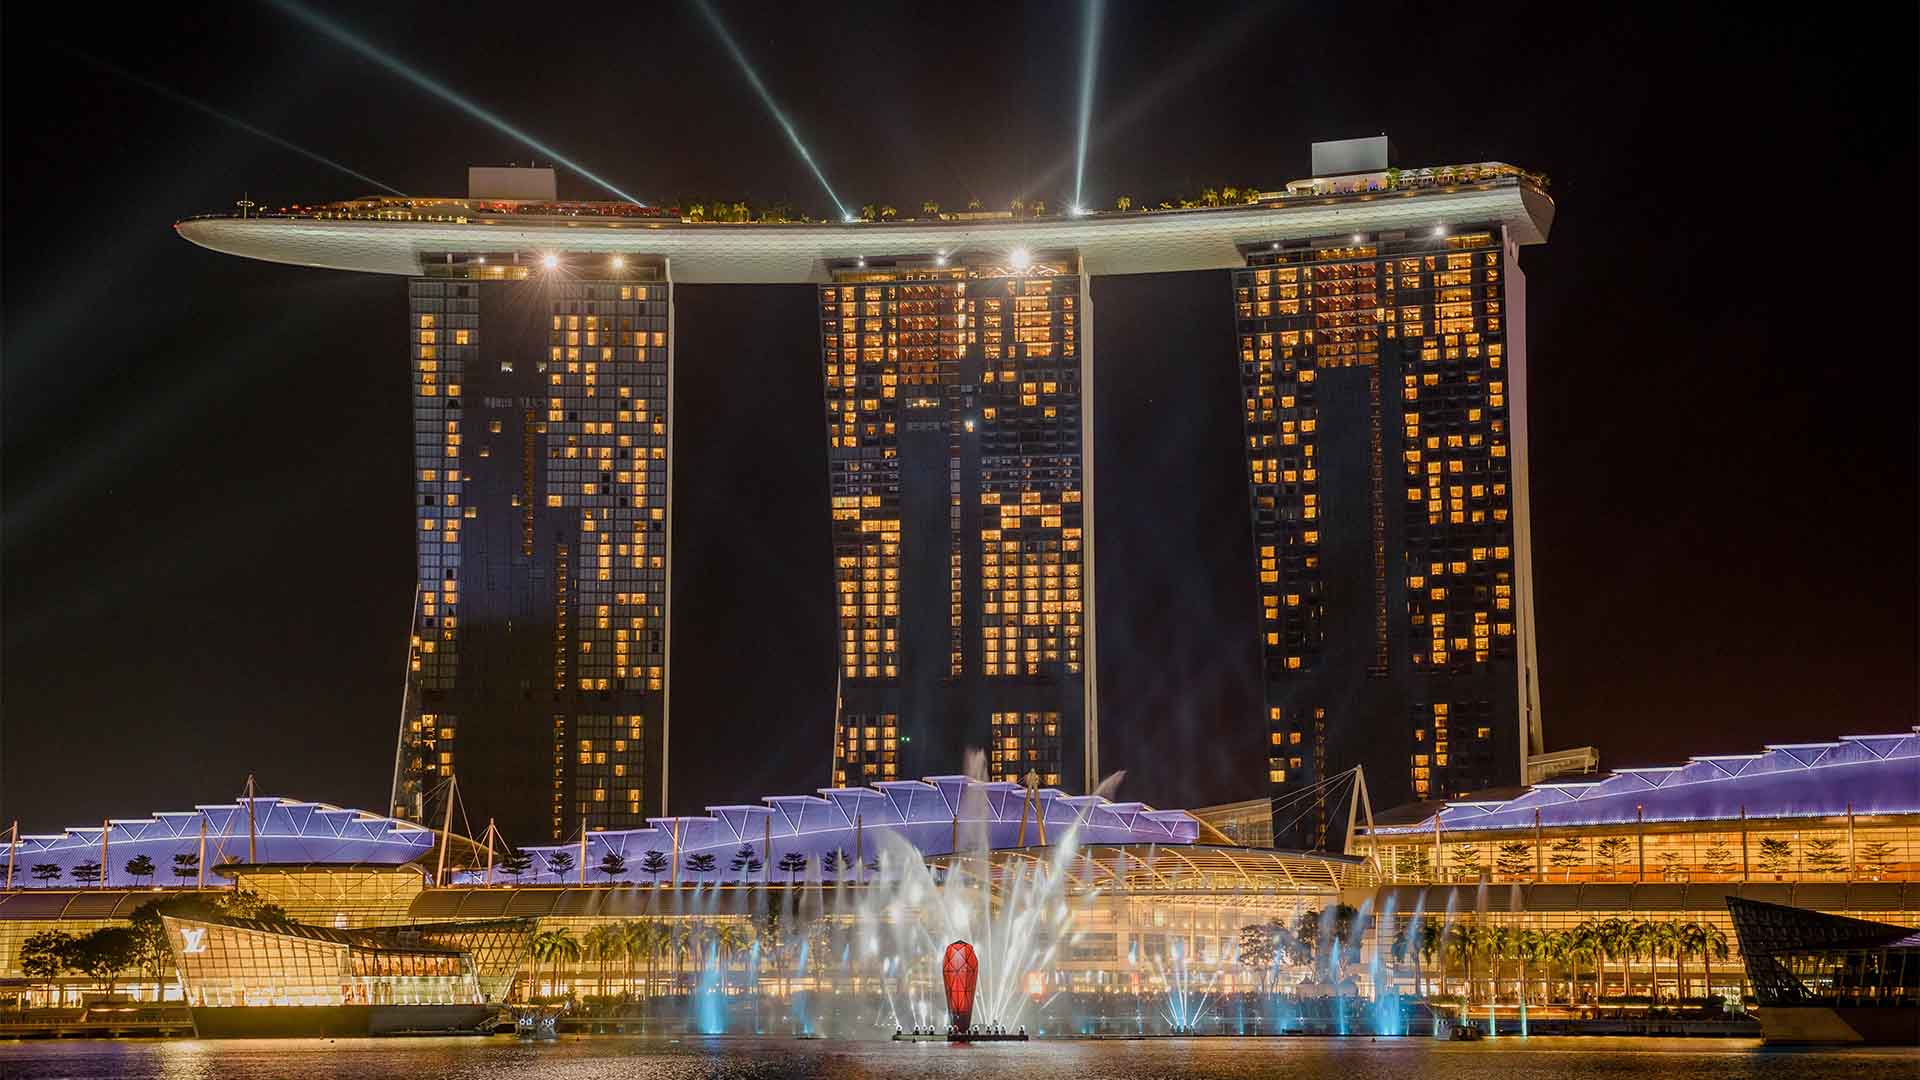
[3,3,1913,835]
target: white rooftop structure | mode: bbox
[176,163,1553,283]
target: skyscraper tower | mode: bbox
[174,143,1550,845]
[818,251,1094,792]
[1235,139,1545,849]
[390,250,672,844]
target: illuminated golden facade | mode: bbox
[1236,226,1541,847]
[819,254,1087,789]
[395,255,670,844]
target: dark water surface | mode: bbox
[3,1036,1913,1080]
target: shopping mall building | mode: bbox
[2,730,1913,1032]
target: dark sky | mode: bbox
[3,3,1914,833]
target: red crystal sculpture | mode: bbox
[942,940,978,1030]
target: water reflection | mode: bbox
[9,1037,1914,1080]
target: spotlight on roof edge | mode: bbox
[1071,0,1106,212]
[1010,247,1031,269]
[266,0,643,206]
[611,256,625,269]
[542,254,559,269]
[692,0,851,222]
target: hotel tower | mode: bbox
[1234,138,1545,848]
[819,252,1093,793]
[174,138,1552,849]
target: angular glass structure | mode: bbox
[160,913,530,1037]
[1726,897,1918,1044]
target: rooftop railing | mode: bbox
[178,162,1548,228]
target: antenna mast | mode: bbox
[389,584,423,821]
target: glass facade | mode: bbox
[1234,227,1540,847]
[818,254,1088,791]
[163,915,482,1008]
[394,255,670,843]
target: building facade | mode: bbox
[818,253,1092,791]
[392,253,672,843]
[1237,214,1544,848]
[174,148,1556,836]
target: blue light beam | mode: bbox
[1072,0,1106,211]
[267,0,643,204]
[691,0,851,222]
[68,48,404,196]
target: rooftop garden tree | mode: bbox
[728,845,762,882]
[1757,837,1793,877]
[1495,841,1533,880]
[1804,837,1845,875]
[777,851,808,885]
[600,851,631,884]
[499,847,533,882]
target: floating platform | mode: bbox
[892,1031,1029,1043]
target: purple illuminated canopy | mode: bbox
[455,777,1200,886]
[1370,730,1920,836]
[3,798,436,888]
[2,781,1201,889]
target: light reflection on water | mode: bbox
[6,1036,1914,1080]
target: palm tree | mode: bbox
[124,855,156,887]
[1200,187,1220,207]
[714,921,750,996]
[1652,920,1682,1002]
[1676,922,1704,999]
[1594,918,1626,1003]
[1623,920,1655,1004]
[1693,922,1728,1003]
[858,204,877,222]
[171,852,198,884]
[921,201,940,218]
[1390,921,1421,997]
[528,928,578,1000]
[1515,929,1547,1006]
[1114,195,1132,212]
[1562,924,1596,1004]
[581,924,617,1000]
[1447,923,1475,1005]
[1482,925,1512,1004]
[632,920,666,998]
[879,205,897,221]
